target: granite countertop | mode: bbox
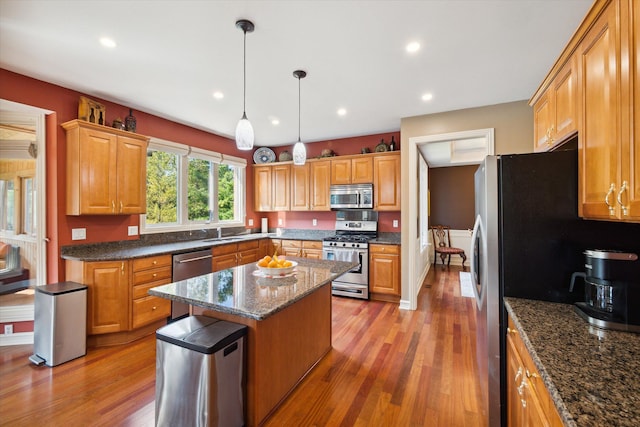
[504,298,640,427]
[149,257,357,321]
[61,230,402,262]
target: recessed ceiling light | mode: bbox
[212,91,224,99]
[99,37,117,48]
[422,93,433,101]
[406,41,420,53]
[271,118,280,126]
[337,108,347,116]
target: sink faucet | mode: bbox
[217,227,222,239]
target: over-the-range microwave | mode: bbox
[329,184,373,210]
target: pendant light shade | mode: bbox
[293,70,307,165]
[235,19,254,151]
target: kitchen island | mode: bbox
[149,257,357,427]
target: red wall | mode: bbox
[0,69,401,283]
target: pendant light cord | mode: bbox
[243,29,247,115]
[298,76,301,142]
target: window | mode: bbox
[22,177,36,236]
[0,179,15,232]
[142,138,246,233]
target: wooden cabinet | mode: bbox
[310,160,331,211]
[130,255,171,329]
[532,54,577,152]
[576,0,639,221]
[506,314,563,427]
[66,260,130,335]
[373,152,401,211]
[291,164,309,211]
[369,244,400,301]
[212,239,262,271]
[254,164,290,212]
[62,119,148,215]
[331,157,373,184]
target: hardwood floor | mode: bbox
[0,266,485,426]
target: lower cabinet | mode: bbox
[279,239,323,259]
[130,255,172,329]
[506,314,563,427]
[369,244,400,301]
[66,260,130,335]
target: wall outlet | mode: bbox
[71,228,86,240]
[393,220,399,228]
[248,219,254,226]
[127,225,138,236]
[278,218,283,226]
[312,219,317,226]
[4,324,13,335]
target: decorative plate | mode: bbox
[253,147,276,164]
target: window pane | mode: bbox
[146,151,178,224]
[187,158,211,222]
[23,177,35,235]
[218,164,235,221]
[1,180,15,232]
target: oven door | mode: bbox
[323,247,369,299]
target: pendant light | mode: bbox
[235,19,255,150]
[292,70,307,165]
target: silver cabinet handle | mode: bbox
[605,183,616,215]
[617,180,629,216]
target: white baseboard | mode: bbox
[399,299,411,310]
[0,332,33,346]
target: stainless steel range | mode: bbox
[323,210,378,299]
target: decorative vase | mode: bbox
[125,109,137,132]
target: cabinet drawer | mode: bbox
[132,279,171,300]
[281,239,302,248]
[132,254,171,271]
[302,240,322,249]
[369,243,400,254]
[132,266,171,286]
[132,296,171,329]
[237,239,260,251]
[212,243,238,256]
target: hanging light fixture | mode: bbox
[292,69,307,165]
[235,19,255,150]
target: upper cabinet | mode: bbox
[309,160,331,211]
[577,0,639,221]
[330,157,373,184]
[530,0,639,223]
[532,54,577,152]
[63,120,148,215]
[373,152,401,211]
[254,163,291,212]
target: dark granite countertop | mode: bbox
[504,298,640,427]
[61,229,402,262]
[149,257,357,321]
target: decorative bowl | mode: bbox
[255,260,298,277]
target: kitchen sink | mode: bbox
[202,236,243,243]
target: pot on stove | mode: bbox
[570,249,640,332]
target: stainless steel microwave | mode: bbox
[329,184,373,209]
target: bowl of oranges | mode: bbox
[256,254,297,277]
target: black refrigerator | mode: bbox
[471,147,640,426]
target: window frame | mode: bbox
[140,137,246,234]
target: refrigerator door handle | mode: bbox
[470,214,485,310]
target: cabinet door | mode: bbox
[291,164,310,211]
[254,165,273,211]
[374,153,401,211]
[331,158,352,184]
[627,0,640,220]
[533,90,553,152]
[85,261,130,335]
[302,241,323,259]
[310,160,331,211]
[212,253,238,271]
[578,2,620,219]
[272,164,291,211]
[553,55,577,143]
[369,245,400,296]
[117,135,147,214]
[506,334,525,427]
[238,249,259,265]
[351,157,373,183]
[78,127,118,214]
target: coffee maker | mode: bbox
[570,249,640,333]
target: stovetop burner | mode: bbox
[323,235,372,243]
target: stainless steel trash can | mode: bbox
[29,281,87,367]
[155,315,247,427]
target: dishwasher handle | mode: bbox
[175,254,213,263]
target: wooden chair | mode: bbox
[430,225,466,269]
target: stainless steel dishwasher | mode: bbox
[171,249,213,322]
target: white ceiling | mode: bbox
[0,0,592,147]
